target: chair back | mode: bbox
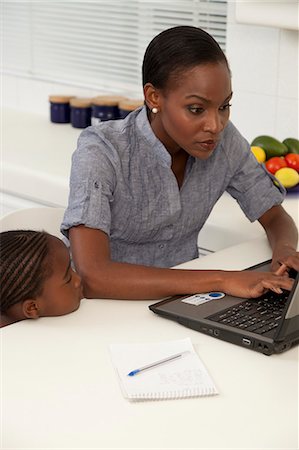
[0,207,65,239]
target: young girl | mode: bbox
[0,230,82,327]
[61,26,298,300]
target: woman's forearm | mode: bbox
[77,259,292,301]
[78,259,224,300]
[259,205,298,268]
[69,225,293,300]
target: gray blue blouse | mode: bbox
[61,106,285,267]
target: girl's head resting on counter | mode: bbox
[0,230,82,328]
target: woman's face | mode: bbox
[37,237,83,317]
[150,62,232,159]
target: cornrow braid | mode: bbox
[0,230,51,313]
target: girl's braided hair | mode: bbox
[0,230,51,313]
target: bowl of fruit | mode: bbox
[251,136,299,194]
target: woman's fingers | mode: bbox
[273,252,299,272]
[260,280,282,294]
[222,270,294,299]
[249,274,293,298]
[275,263,288,276]
[260,275,293,292]
[281,254,299,271]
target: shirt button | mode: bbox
[159,244,165,249]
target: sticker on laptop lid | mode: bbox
[182,292,225,306]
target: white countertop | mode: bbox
[2,108,81,206]
[2,108,298,251]
[1,236,298,449]
[198,190,298,251]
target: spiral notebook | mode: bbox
[109,337,218,401]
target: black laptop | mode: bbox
[149,260,299,355]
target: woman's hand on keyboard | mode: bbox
[271,247,299,272]
[275,252,299,273]
[221,270,294,299]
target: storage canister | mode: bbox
[49,95,74,123]
[118,99,144,119]
[91,95,126,125]
[70,98,92,128]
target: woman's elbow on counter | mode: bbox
[78,269,106,299]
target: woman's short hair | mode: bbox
[142,25,229,91]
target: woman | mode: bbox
[61,26,298,300]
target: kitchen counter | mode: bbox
[2,108,81,206]
[198,190,298,251]
[2,108,298,252]
[2,236,298,449]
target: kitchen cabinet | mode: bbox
[235,1,299,31]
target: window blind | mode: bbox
[2,0,227,97]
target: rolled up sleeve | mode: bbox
[61,129,116,238]
[224,126,285,222]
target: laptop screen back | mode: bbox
[275,270,299,340]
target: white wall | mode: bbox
[2,74,113,117]
[2,1,298,142]
[226,1,298,143]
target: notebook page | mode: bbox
[109,338,218,401]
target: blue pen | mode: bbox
[127,351,187,376]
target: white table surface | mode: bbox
[1,236,298,450]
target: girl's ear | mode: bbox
[143,83,160,111]
[22,300,41,319]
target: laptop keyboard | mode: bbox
[207,291,289,335]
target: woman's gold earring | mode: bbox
[151,107,158,114]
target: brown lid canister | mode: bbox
[70,98,92,108]
[70,98,92,128]
[118,99,144,111]
[49,95,75,104]
[91,95,127,124]
[92,95,127,106]
[49,95,75,123]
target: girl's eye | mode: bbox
[188,106,204,114]
[220,103,232,111]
